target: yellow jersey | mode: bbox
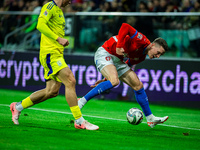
[37,1,66,55]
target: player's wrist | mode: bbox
[56,37,60,41]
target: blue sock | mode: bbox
[84,80,113,101]
[134,88,152,116]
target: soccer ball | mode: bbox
[126,108,143,125]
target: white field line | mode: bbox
[1,104,200,131]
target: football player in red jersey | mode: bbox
[78,23,169,128]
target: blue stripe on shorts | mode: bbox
[46,54,53,76]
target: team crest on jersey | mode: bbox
[44,10,48,16]
[105,56,111,61]
[57,60,62,66]
[137,33,143,40]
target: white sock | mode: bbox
[78,97,87,109]
[75,117,85,124]
[15,102,24,111]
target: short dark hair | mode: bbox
[153,37,169,52]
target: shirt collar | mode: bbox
[52,0,57,6]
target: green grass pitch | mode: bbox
[0,89,200,150]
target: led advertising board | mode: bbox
[0,52,199,108]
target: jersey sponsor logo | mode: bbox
[137,33,143,40]
[44,10,48,16]
[105,56,111,61]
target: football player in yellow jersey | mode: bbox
[10,0,99,130]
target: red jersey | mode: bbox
[102,23,151,66]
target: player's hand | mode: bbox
[116,48,125,56]
[57,37,69,47]
[91,78,107,87]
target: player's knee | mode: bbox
[51,90,59,98]
[70,76,76,86]
[47,89,59,98]
[66,75,76,87]
[110,78,120,87]
[133,81,143,91]
[63,73,76,87]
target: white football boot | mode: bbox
[147,115,169,128]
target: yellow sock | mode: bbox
[21,97,34,109]
[70,105,82,120]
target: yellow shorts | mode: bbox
[40,53,68,82]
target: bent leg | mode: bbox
[57,67,83,120]
[120,70,168,128]
[15,80,61,111]
[119,70,152,116]
[57,67,99,130]
[78,64,119,109]
[85,64,119,100]
[30,80,61,104]
[10,80,61,125]
[57,67,78,107]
